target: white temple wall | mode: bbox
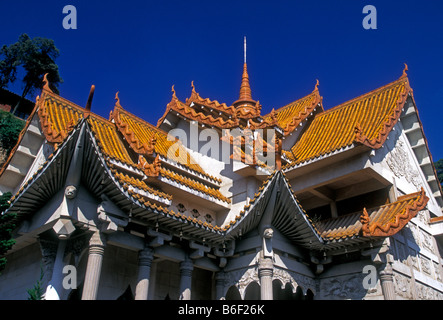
[368,120,441,216]
[0,242,43,300]
[0,111,45,195]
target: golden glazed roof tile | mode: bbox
[159,167,230,204]
[38,92,83,143]
[267,84,323,136]
[288,77,411,166]
[87,116,134,165]
[112,170,172,201]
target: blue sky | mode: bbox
[1,0,443,160]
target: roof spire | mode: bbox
[233,37,259,116]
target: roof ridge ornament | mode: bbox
[42,73,53,93]
[400,63,408,78]
[313,79,320,92]
[360,207,370,235]
[115,91,122,108]
[84,85,95,118]
[171,85,178,100]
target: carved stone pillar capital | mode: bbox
[87,229,107,256]
[138,247,154,267]
[258,257,274,276]
[180,259,194,276]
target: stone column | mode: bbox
[135,248,154,300]
[258,257,273,300]
[81,230,106,300]
[379,263,396,300]
[179,259,194,300]
[47,239,68,299]
[215,272,225,300]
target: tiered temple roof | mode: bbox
[1,62,441,253]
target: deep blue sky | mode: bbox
[1,0,443,160]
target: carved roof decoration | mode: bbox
[186,81,236,115]
[316,188,428,241]
[158,96,240,129]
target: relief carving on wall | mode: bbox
[394,272,413,299]
[319,273,378,299]
[386,140,423,189]
[417,210,429,226]
[433,261,442,282]
[420,230,435,253]
[419,255,432,276]
[415,282,443,300]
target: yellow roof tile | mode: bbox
[268,88,322,136]
[289,77,411,165]
[160,167,230,203]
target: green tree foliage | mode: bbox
[0,192,16,274]
[435,158,443,187]
[0,109,25,161]
[26,265,44,300]
[0,33,62,111]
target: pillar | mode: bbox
[46,239,68,299]
[258,257,273,300]
[179,259,194,300]
[215,272,225,300]
[81,230,106,300]
[379,263,396,300]
[135,248,154,300]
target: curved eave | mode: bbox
[1,120,82,223]
[84,124,229,244]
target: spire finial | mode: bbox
[233,37,259,115]
[244,36,247,64]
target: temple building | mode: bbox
[0,57,442,300]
